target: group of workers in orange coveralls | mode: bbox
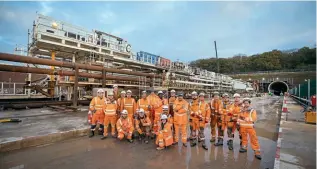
[88,85,262,160]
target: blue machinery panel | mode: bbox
[136,51,159,65]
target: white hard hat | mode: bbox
[121,110,128,115]
[121,91,126,94]
[113,84,118,88]
[171,90,176,93]
[243,98,251,103]
[161,114,168,120]
[233,93,240,98]
[213,91,219,95]
[127,90,132,93]
[199,92,205,96]
[97,89,104,93]
[142,90,147,94]
[162,105,169,110]
[192,91,198,95]
[158,91,163,94]
[222,93,229,97]
[139,108,145,113]
[108,91,114,96]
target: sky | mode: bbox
[0,1,316,62]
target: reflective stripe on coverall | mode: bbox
[136,98,151,119]
[103,100,118,136]
[199,100,211,140]
[116,118,134,140]
[121,98,136,122]
[226,103,241,140]
[90,97,106,126]
[153,98,168,133]
[190,99,200,138]
[168,96,176,116]
[156,122,174,148]
[173,99,189,144]
[217,100,230,139]
[147,93,159,123]
[117,97,124,120]
[238,108,261,155]
[210,99,223,139]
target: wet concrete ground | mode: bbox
[0,96,282,169]
[279,99,316,169]
[0,106,88,143]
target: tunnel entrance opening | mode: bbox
[268,81,289,95]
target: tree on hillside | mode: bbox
[190,46,316,73]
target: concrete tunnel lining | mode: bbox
[268,81,289,95]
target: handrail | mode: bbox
[290,95,311,108]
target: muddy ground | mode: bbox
[0,96,282,169]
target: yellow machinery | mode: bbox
[305,108,316,124]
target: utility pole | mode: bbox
[214,41,219,73]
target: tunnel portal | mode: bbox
[268,81,289,95]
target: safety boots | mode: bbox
[144,136,150,144]
[100,135,107,140]
[98,129,103,135]
[202,143,208,150]
[128,139,134,143]
[214,138,223,146]
[254,150,262,160]
[190,140,197,147]
[89,130,94,138]
[255,154,262,160]
[156,147,165,150]
[228,140,233,150]
[210,137,216,142]
[239,146,247,153]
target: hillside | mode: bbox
[190,47,316,74]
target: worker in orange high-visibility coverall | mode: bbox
[226,93,242,150]
[101,91,118,140]
[156,114,174,150]
[168,90,177,117]
[88,89,106,138]
[161,105,173,124]
[121,90,136,123]
[173,92,189,147]
[136,91,151,119]
[189,91,200,147]
[135,108,152,144]
[116,110,134,143]
[209,91,222,142]
[152,91,168,134]
[147,90,158,124]
[215,93,231,146]
[195,92,211,150]
[238,98,262,160]
[117,91,126,120]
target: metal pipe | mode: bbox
[0,64,151,82]
[0,53,156,78]
[73,65,78,106]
